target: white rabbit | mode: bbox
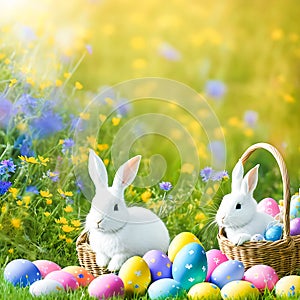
[85,150,170,271]
[216,160,274,246]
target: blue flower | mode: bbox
[14,134,35,157]
[26,185,39,194]
[200,167,213,182]
[30,110,65,139]
[211,170,229,181]
[0,181,12,195]
[15,94,40,117]
[159,181,173,191]
[46,170,59,182]
[1,159,16,173]
[205,80,227,99]
[158,42,181,61]
[244,110,258,128]
[62,138,75,154]
[0,95,13,129]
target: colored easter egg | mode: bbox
[29,279,65,296]
[275,275,300,297]
[221,280,260,299]
[244,264,278,291]
[33,260,61,278]
[265,224,283,241]
[118,256,151,295]
[172,242,207,290]
[4,259,42,287]
[290,193,300,219]
[250,234,265,242]
[88,274,124,299]
[168,232,202,262]
[148,278,183,300]
[143,250,172,282]
[188,282,221,299]
[290,218,300,236]
[62,266,94,287]
[210,260,244,289]
[205,249,228,281]
[45,270,79,290]
[257,198,280,217]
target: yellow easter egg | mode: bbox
[221,280,260,299]
[168,232,202,262]
[275,275,300,297]
[188,282,221,299]
[118,256,151,295]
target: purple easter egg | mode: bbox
[290,218,300,236]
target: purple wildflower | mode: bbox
[14,134,35,157]
[1,159,16,173]
[205,80,227,99]
[62,138,75,154]
[159,181,173,191]
[0,181,12,195]
[200,167,213,182]
[85,44,93,54]
[15,94,40,117]
[211,170,229,181]
[46,170,59,182]
[158,42,181,61]
[26,185,39,194]
[30,110,65,138]
[0,95,13,129]
[244,110,258,128]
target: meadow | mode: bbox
[0,0,299,299]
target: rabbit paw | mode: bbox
[96,253,110,267]
[233,233,251,246]
[108,254,129,272]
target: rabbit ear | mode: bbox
[231,159,244,191]
[241,164,260,195]
[112,155,141,197]
[88,149,108,190]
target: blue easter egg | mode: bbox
[265,225,283,241]
[4,259,42,287]
[210,260,245,289]
[143,250,172,282]
[172,242,207,290]
[290,195,300,219]
[148,278,184,300]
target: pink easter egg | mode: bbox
[45,270,79,290]
[88,274,124,299]
[257,198,280,217]
[244,265,279,291]
[206,249,228,281]
[62,266,95,287]
[33,260,61,278]
[290,218,300,236]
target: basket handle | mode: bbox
[239,142,291,238]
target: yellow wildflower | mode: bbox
[75,81,83,90]
[40,190,53,198]
[26,77,35,86]
[59,234,66,239]
[71,220,81,227]
[181,163,194,174]
[99,114,107,122]
[0,53,5,60]
[56,217,68,224]
[271,28,283,41]
[79,112,90,120]
[283,94,295,103]
[132,58,147,69]
[8,248,14,254]
[97,144,109,151]
[56,79,63,87]
[19,156,39,164]
[23,196,30,206]
[57,189,73,197]
[1,205,7,214]
[195,212,206,222]
[130,36,146,50]
[38,156,49,166]
[86,136,96,147]
[61,225,75,233]
[11,218,21,229]
[0,224,2,230]
[141,190,152,203]
[112,117,121,126]
[9,188,19,199]
[244,128,254,137]
[104,97,114,105]
[63,72,72,79]
[46,199,52,205]
[104,159,110,166]
[9,78,17,87]
[4,58,11,65]
[16,200,23,206]
[64,205,73,213]
[44,212,51,217]
[65,238,73,244]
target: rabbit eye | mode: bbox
[236,203,241,209]
[114,204,119,211]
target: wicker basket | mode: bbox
[217,142,300,278]
[76,230,110,277]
